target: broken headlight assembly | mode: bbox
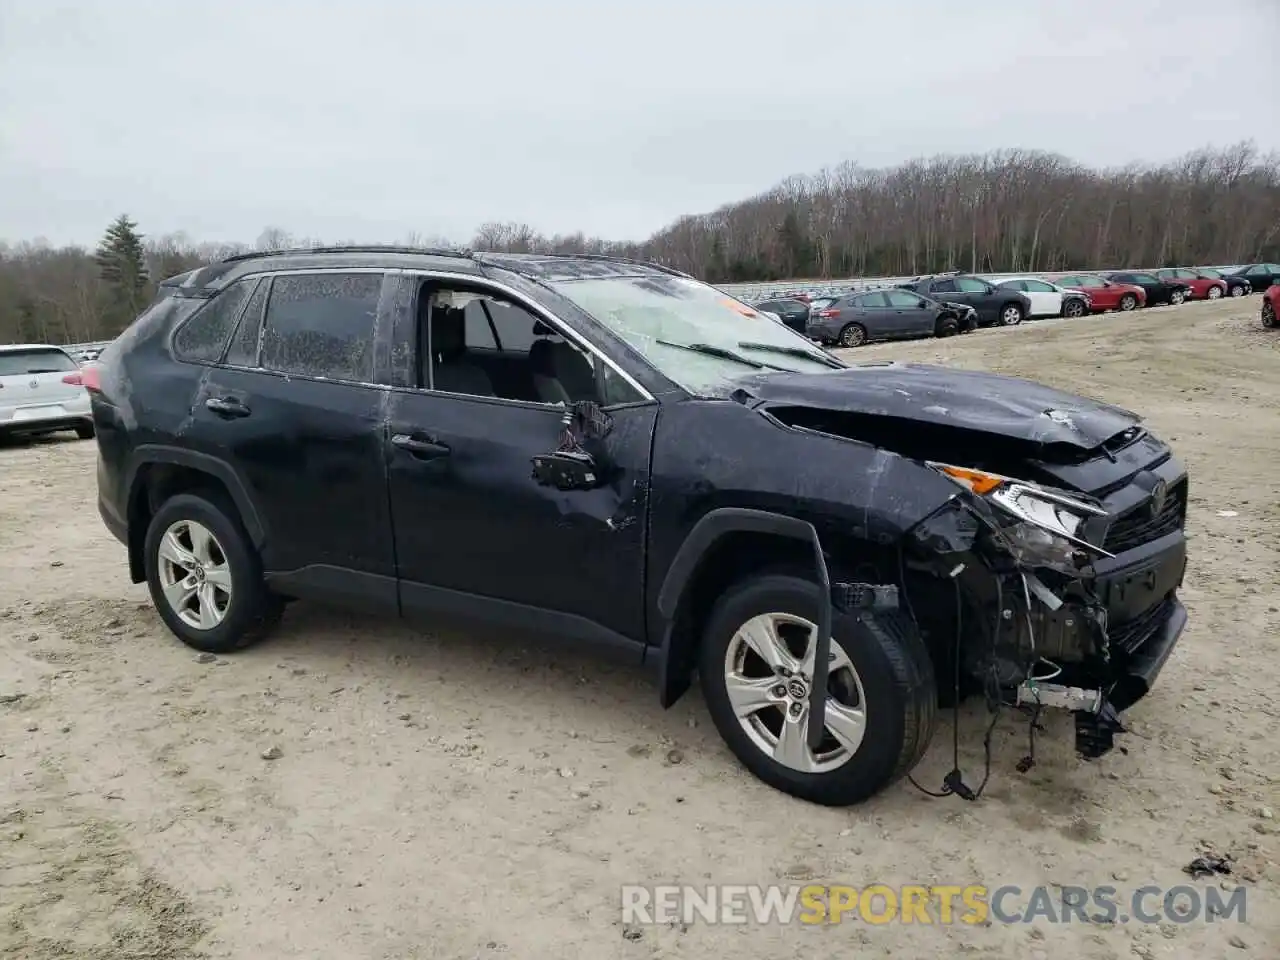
[928,463,1113,572]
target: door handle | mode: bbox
[205,397,251,418]
[392,433,451,459]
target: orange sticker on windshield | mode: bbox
[721,297,759,318]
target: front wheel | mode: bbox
[934,316,959,338]
[1263,301,1277,329]
[1118,294,1138,312]
[838,323,867,347]
[698,573,936,806]
[144,492,283,653]
[1000,304,1024,326]
[1170,289,1186,306]
[1062,299,1086,319]
[1230,285,1246,298]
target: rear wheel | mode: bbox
[838,323,867,347]
[1263,300,1277,329]
[1000,303,1024,326]
[1207,285,1223,300]
[698,572,936,806]
[1062,299,1086,319]
[1118,294,1138,312]
[74,422,95,440]
[144,492,283,653]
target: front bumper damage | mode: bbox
[894,481,1189,765]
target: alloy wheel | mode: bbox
[1001,306,1022,325]
[157,519,233,630]
[1208,286,1223,300]
[1230,286,1245,297]
[723,612,867,774]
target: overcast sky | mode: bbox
[2,0,1277,248]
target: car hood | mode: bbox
[729,361,1142,450]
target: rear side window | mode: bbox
[260,273,382,381]
[0,348,78,376]
[224,279,269,367]
[173,280,257,362]
[955,278,990,293]
[929,279,957,293]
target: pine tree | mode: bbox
[95,214,151,331]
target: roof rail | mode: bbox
[557,253,694,279]
[220,244,472,264]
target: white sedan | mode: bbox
[0,344,95,440]
[986,276,1086,319]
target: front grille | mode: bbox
[1109,596,1176,655]
[1103,478,1187,553]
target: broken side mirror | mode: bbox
[532,449,601,490]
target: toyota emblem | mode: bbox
[1149,479,1168,518]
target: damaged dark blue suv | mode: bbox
[88,247,1189,805]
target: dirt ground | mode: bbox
[2,296,1277,959]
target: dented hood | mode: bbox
[730,361,1142,450]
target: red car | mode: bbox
[1262,283,1279,329]
[1155,268,1227,300]
[1050,273,1147,312]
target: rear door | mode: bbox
[0,347,85,424]
[181,270,399,612]
[1021,279,1063,316]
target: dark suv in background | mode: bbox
[85,246,1190,806]
[897,273,1032,326]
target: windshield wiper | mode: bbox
[737,341,844,368]
[655,340,789,371]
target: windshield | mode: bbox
[548,274,842,394]
[0,348,78,376]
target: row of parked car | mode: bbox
[751,262,1280,347]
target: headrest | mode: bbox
[532,320,554,337]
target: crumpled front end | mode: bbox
[901,457,1189,760]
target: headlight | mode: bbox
[929,462,1113,570]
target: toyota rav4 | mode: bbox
[87,248,1190,805]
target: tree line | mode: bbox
[2,142,1278,345]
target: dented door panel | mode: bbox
[386,390,658,646]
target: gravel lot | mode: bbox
[2,297,1277,959]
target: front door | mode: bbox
[384,274,658,654]
[882,289,937,337]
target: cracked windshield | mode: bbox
[550,274,842,394]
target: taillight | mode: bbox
[62,372,83,386]
[818,308,840,318]
[79,365,102,391]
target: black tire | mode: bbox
[1169,289,1186,306]
[1118,294,1138,312]
[1062,299,1086,319]
[999,303,1024,326]
[74,422,95,440]
[144,491,283,653]
[1230,285,1245,298]
[698,572,937,806]
[934,316,959,338]
[1263,301,1277,329]
[838,323,867,348]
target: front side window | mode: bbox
[1024,280,1056,292]
[547,274,841,396]
[885,290,924,307]
[1246,265,1269,276]
[1131,274,1158,283]
[930,279,957,293]
[173,279,257,363]
[259,273,381,382]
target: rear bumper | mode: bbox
[98,494,128,547]
[0,414,92,435]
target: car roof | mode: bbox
[159,246,689,293]
[0,343,72,353]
